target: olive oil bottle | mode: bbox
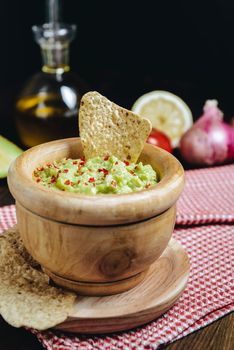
[16,0,87,148]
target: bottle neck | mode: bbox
[41,43,71,74]
[32,23,76,74]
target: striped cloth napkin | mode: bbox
[0,164,233,350]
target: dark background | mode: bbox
[1,0,234,141]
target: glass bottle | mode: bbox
[15,21,88,148]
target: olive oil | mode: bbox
[16,71,86,147]
[16,96,77,147]
[16,2,88,148]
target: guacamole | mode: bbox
[33,155,157,194]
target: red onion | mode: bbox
[180,100,234,165]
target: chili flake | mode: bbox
[98,168,109,176]
[129,170,136,176]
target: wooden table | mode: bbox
[0,182,233,350]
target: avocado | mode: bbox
[0,135,23,178]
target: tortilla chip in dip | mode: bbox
[79,91,152,162]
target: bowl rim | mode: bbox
[8,137,184,226]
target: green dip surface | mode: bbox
[33,155,157,194]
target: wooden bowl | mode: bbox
[8,138,184,296]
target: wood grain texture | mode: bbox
[8,137,184,225]
[16,202,176,294]
[43,268,148,296]
[164,312,234,350]
[55,238,189,334]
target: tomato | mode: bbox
[147,128,172,153]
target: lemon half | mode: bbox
[132,90,193,148]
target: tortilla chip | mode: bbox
[0,227,76,330]
[4,225,39,268]
[79,91,152,162]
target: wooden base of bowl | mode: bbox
[55,238,190,334]
[43,267,148,296]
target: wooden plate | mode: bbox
[55,238,189,334]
